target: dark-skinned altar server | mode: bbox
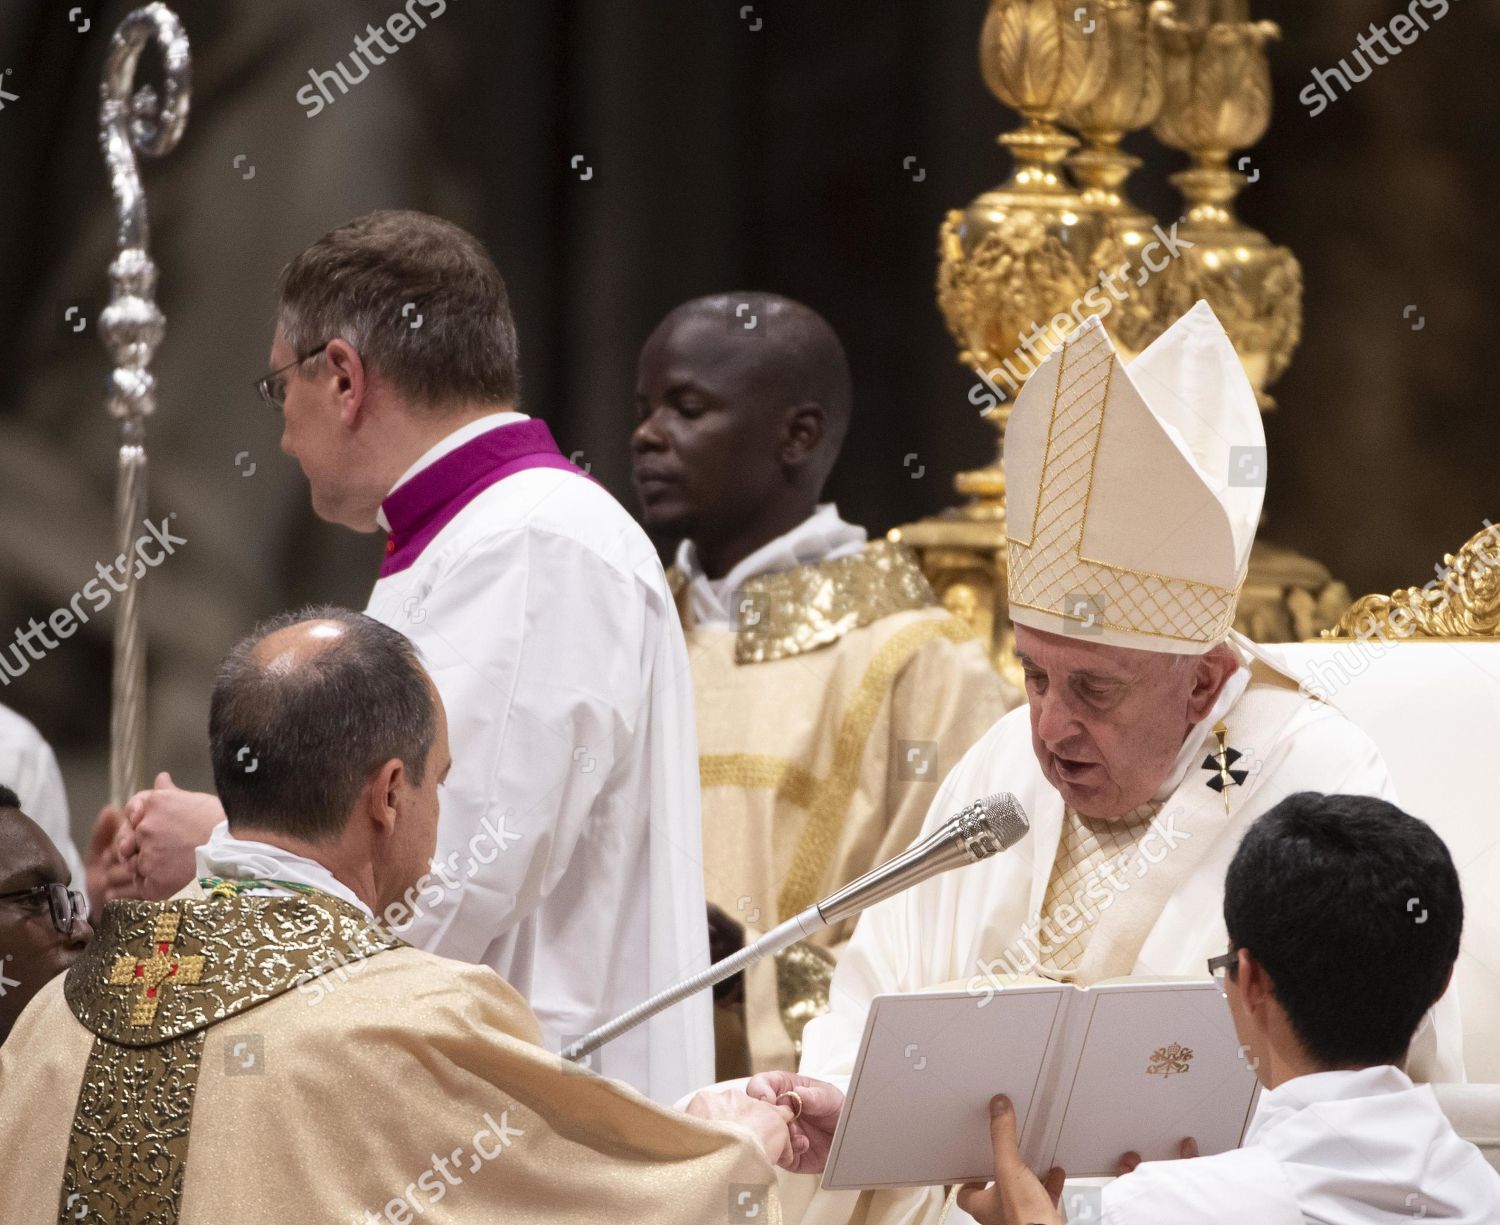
[631,293,1016,1079]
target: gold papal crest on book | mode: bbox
[1147,1042,1194,1078]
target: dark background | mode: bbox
[1,0,1497,839]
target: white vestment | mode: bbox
[790,662,1465,1224]
[1102,1066,1500,1224]
[365,413,712,1105]
[0,701,81,885]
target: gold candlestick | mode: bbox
[1147,0,1301,404]
[1060,0,1165,357]
[1176,0,1248,23]
[936,0,1111,514]
[895,0,1348,681]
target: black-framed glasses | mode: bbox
[0,883,90,938]
[254,340,331,412]
[1207,948,1239,985]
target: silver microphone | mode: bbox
[817,792,1029,925]
[561,793,1029,1064]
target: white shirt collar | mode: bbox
[194,821,374,919]
[375,410,530,532]
[674,503,868,628]
[1247,1065,1414,1140]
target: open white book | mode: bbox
[821,977,1261,1189]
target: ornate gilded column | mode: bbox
[900,1,1115,681]
[1148,0,1301,403]
[894,0,1349,679]
[1060,0,1166,357]
[1147,1,1345,638]
[935,0,1112,514]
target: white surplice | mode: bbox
[0,701,82,887]
[789,658,1466,1225]
[365,413,712,1105]
[1102,1066,1500,1224]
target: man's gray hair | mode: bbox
[277,209,521,412]
[209,605,436,841]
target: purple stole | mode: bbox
[379,419,587,578]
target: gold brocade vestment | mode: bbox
[0,886,781,1225]
[677,541,1018,1077]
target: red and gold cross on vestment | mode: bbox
[107,910,206,1026]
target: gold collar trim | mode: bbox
[65,892,401,1047]
[672,540,937,663]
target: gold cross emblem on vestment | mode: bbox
[107,911,206,1026]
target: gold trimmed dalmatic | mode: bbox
[0,887,780,1225]
[676,541,1019,1077]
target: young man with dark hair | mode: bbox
[961,791,1500,1225]
[0,783,92,1047]
[114,210,713,1103]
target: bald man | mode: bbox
[0,608,796,1224]
[631,293,1018,1078]
[0,784,93,1047]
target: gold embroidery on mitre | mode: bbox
[1007,324,1243,647]
[733,541,941,663]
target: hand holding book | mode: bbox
[956,1094,1200,1225]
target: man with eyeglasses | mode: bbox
[959,792,1500,1224]
[109,208,712,1105]
[0,703,84,898]
[0,783,92,1047]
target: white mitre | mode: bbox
[1005,299,1265,654]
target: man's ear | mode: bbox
[322,339,369,429]
[1236,947,1274,1014]
[363,758,405,838]
[1186,644,1239,722]
[780,403,827,468]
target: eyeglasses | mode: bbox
[0,883,90,938]
[1207,948,1239,991]
[254,341,331,412]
